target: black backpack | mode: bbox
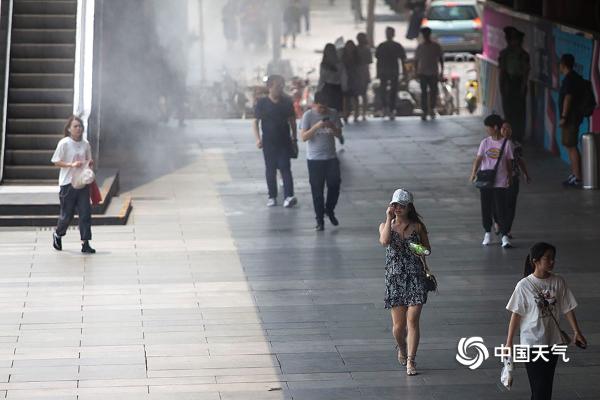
[579,78,597,117]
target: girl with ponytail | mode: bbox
[505,242,587,400]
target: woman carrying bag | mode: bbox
[379,188,435,376]
[505,242,587,400]
[469,114,514,248]
[51,115,96,254]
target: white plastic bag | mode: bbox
[72,161,95,189]
[500,356,513,390]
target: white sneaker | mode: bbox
[267,198,277,207]
[501,235,512,248]
[283,196,297,208]
[482,232,492,246]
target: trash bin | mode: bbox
[582,132,600,190]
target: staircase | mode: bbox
[3,0,77,183]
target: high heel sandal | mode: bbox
[395,344,407,366]
[406,355,417,376]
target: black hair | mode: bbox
[483,113,504,130]
[560,53,575,70]
[385,26,395,38]
[314,91,327,105]
[266,74,284,88]
[356,32,368,46]
[407,203,427,233]
[321,43,339,71]
[420,27,432,37]
[523,242,556,277]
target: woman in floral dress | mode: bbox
[379,188,430,376]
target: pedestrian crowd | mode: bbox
[45,8,594,400]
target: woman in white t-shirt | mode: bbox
[51,115,96,254]
[505,242,587,400]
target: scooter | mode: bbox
[465,70,478,114]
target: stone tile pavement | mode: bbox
[1,116,600,399]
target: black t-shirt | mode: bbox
[559,70,583,122]
[255,96,295,147]
[375,40,407,78]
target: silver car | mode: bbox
[421,0,483,53]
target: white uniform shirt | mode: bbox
[506,273,577,346]
[51,136,92,187]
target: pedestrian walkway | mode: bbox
[1,116,599,399]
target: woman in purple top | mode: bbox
[469,114,514,248]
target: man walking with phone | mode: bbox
[301,91,344,231]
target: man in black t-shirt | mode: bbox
[253,75,298,207]
[376,27,407,120]
[558,54,584,187]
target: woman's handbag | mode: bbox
[289,140,299,159]
[90,180,102,205]
[420,256,438,292]
[72,161,95,189]
[474,138,508,189]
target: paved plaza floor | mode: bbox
[1,116,600,399]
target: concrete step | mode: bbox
[5,149,54,165]
[13,1,77,15]
[3,165,58,180]
[12,29,76,44]
[10,43,75,58]
[0,169,121,216]
[9,88,73,103]
[8,103,72,118]
[9,73,73,88]
[12,14,76,29]
[6,134,63,150]
[0,195,132,227]
[11,58,74,73]
[7,118,65,134]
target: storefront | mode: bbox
[479,2,600,162]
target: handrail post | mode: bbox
[0,0,14,183]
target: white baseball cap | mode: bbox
[390,188,413,206]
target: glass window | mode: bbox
[427,5,478,20]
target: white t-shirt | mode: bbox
[51,137,92,187]
[506,273,577,346]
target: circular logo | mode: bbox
[456,336,490,370]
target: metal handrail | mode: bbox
[0,0,14,183]
[73,0,95,140]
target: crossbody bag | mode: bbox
[475,138,507,189]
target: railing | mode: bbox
[73,0,95,141]
[0,0,14,183]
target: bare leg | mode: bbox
[390,306,408,355]
[406,305,422,374]
[342,96,350,123]
[352,96,359,122]
[568,146,582,180]
[360,94,367,120]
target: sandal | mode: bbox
[395,344,407,366]
[406,355,418,376]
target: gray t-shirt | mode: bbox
[415,41,443,76]
[301,109,341,160]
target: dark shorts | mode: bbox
[561,121,581,147]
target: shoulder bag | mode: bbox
[474,138,507,189]
[415,224,437,292]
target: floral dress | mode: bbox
[384,230,428,308]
